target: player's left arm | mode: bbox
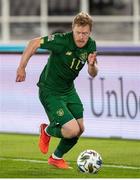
[87,52,98,77]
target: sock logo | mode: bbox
[56,108,64,117]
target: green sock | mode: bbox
[54,137,78,158]
[46,124,63,138]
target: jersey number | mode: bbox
[70,58,81,70]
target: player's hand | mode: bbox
[16,67,26,82]
[88,52,97,66]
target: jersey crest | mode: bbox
[79,52,88,64]
[80,52,88,60]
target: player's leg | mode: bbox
[48,118,80,169]
[39,89,84,168]
[49,120,83,169]
[38,89,80,155]
[49,92,84,166]
[46,111,80,168]
[46,98,83,168]
[52,120,84,159]
[61,118,80,138]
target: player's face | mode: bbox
[73,25,91,48]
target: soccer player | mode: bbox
[16,12,98,169]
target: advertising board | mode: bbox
[0,54,140,139]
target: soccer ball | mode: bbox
[77,149,102,173]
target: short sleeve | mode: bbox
[40,33,66,53]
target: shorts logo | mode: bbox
[56,108,64,116]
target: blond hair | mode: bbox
[72,12,93,31]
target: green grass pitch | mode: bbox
[0,133,140,178]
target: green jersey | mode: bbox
[37,32,96,95]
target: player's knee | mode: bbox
[61,119,81,138]
[62,126,80,138]
[70,127,80,138]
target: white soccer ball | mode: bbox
[77,149,103,173]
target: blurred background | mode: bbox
[0,0,140,46]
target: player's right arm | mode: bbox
[16,37,41,82]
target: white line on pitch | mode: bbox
[0,157,140,170]
[0,157,73,169]
[103,164,140,170]
[0,157,47,163]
